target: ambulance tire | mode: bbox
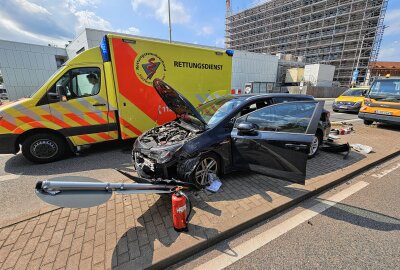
[22,133,66,163]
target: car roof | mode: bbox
[347,86,369,90]
[228,93,314,100]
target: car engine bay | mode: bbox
[139,121,200,147]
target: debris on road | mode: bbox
[321,142,350,159]
[206,173,222,193]
[351,144,373,154]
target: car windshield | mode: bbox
[196,96,243,127]
[369,80,400,101]
[342,89,364,96]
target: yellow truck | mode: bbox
[0,34,233,163]
[359,77,400,126]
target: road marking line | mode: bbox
[372,163,400,178]
[0,174,21,182]
[194,181,369,270]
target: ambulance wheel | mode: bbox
[22,133,66,163]
[191,152,221,189]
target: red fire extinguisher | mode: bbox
[172,189,192,232]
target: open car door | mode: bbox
[231,101,324,184]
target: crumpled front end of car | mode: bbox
[132,121,202,180]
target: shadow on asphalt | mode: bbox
[319,200,400,232]
[192,150,366,207]
[375,123,400,132]
[3,139,135,176]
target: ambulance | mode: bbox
[0,34,233,163]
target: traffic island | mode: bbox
[0,124,399,270]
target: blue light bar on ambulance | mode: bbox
[100,36,111,62]
[226,49,234,56]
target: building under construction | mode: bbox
[225,0,388,85]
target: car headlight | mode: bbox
[153,144,183,164]
[354,101,362,107]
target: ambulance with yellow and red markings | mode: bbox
[0,34,234,163]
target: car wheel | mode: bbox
[22,133,66,163]
[363,120,373,125]
[333,109,339,112]
[308,133,322,159]
[192,153,220,188]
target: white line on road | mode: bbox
[194,181,369,270]
[372,163,400,178]
[0,174,21,182]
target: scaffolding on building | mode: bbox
[225,0,388,86]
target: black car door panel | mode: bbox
[231,101,324,184]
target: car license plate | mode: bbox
[375,110,392,115]
[339,106,348,109]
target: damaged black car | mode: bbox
[133,79,329,187]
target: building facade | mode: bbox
[0,40,67,100]
[226,0,388,85]
[369,61,400,78]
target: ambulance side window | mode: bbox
[47,67,101,102]
[69,68,101,98]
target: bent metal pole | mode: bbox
[36,180,177,195]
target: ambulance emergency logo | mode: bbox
[135,53,166,85]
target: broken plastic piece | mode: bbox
[206,173,222,193]
[350,144,373,154]
[321,142,350,159]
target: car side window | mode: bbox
[48,67,101,100]
[236,102,317,134]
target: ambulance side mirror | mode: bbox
[56,85,67,102]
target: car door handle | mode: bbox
[285,143,308,150]
[92,103,106,107]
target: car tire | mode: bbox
[21,133,66,163]
[333,109,339,112]
[308,132,322,159]
[191,152,221,189]
[363,120,373,125]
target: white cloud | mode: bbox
[15,0,51,15]
[215,38,225,48]
[378,41,400,61]
[131,0,190,25]
[0,17,68,47]
[383,9,400,36]
[116,27,141,35]
[75,10,113,32]
[198,26,214,36]
[66,0,99,12]
[0,1,140,47]
[75,11,140,35]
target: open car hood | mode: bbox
[153,79,207,127]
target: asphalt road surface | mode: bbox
[322,99,361,123]
[171,155,400,270]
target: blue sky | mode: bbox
[0,0,398,61]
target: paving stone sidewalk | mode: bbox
[0,124,399,270]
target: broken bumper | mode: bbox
[133,151,177,180]
[358,112,400,125]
